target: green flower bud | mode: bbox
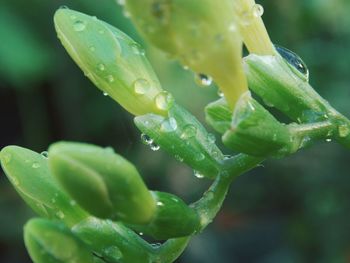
[72,217,153,263]
[205,98,232,134]
[24,218,96,263]
[54,8,166,116]
[48,142,156,224]
[125,0,248,108]
[244,53,329,123]
[135,104,224,179]
[0,146,87,226]
[128,191,200,240]
[222,93,292,157]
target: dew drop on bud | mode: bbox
[195,73,212,87]
[141,133,153,145]
[160,117,177,133]
[133,78,150,95]
[155,91,174,111]
[181,124,197,139]
[73,20,86,32]
[252,4,264,18]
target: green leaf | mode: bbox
[128,191,200,240]
[72,217,153,263]
[222,94,292,157]
[54,8,165,116]
[0,146,87,226]
[135,103,224,179]
[24,218,96,263]
[48,142,156,224]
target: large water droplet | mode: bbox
[155,91,174,111]
[275,45,309,80]
[181,124,197,139]
[195,73,212,87]
[73,20,86,32]
[160,117,177,133]
[141,134,153,145]
[134,78,150,95]
[252,4,264,18]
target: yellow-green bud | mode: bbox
[54,8,166,116]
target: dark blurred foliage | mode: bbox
[1,0,350,262]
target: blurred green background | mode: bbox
[1,0,350,262]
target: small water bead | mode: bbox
[41,151,49,158]
[151,243,162,249]
[97,63,105,71]
[134,78,151,95]
[195,153,205,162]
[98,29,105,34]
[150,142,160,151]
[103,246,123,261]
[139,232,144,236]
[195,73,212,87]
[70,200,77,206]
[275,45,309,80]
[160,117,177,133]
[56,211,65,219]
[194,170,204,179]
[326,138,332,142]
[338,125,350,138]
[181,124,197,139]
[106,75,115,83]
[141,133,153,145]
[217,90,224,97]
[89,45,96,52]
[228,23,237,32]
[156,201,164,206]
[117,0,125,5]
[32,162,40,169]
[70,15,77,20]
[73,20,86,32]
[155,91,174,111]
[252,4,264,18]
[130,42,145,56]
[103,92,108,96]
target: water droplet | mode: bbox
[155,91,174,111]
[195,73,212,87]
[103,246,123,261]
[175,155,184,162]
[130,43,145,55]
[160,117,177,133]
[98,29,105,34]
[134,78,150,95]
[89,46,96,52]
[103,92,108,96]
[156,201,164,206]
[326,138,332,142]
[123,9,131,18]
[97,63,105,71]
[141,134,153,145]
[117,0,125,5]
[207,133,216,143]
[150,142,160,151]
[59,5,69,10]
[151,243,162,249]
[73,20,86,32]
[275,45,309,80]
[41,151,49,158]
[70,200,77,206]
[32,162,40,169]
[194,170,204,179]
[338,125,350,138]
[2,153,12,164]
[217,90,224,97]
[181,124,197,139]
[56,211,65,219]
[240,11,253,26]
[183,65,189,70]
[195,153,205,162]
[139,232,144,236]
[224,155,232,160]
[106,75,114,83]
[51,198,56,204]
[228,23,237,32]
[252,4,264,18]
